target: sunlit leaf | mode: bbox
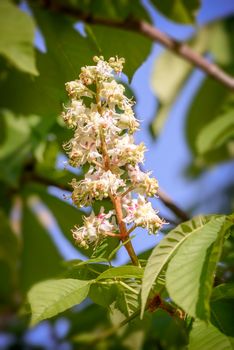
[116,281,140,317]
[166,217,226,319]
[150,27,212,137]
[189,319,233,350]
[28,278,92,326]
[196,110,234,156]
[0,0,38,75]
[97,266,143,280]
[141,215,212,317]
[0,110,50,186]
[0,8,96,117]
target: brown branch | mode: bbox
[35,0,234,90]
[158,188,189,222]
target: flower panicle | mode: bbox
[62,56,165,249]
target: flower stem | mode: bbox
[111,195,140,266]
[96,87,140,266]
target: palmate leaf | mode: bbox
[166,217,226,320]
[189,319,234,350]
[28,278,93,326]
[141,215,213,317]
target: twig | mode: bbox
[35,0,234,90]
[158,189,189,222]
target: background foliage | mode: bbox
[0,0,234,349]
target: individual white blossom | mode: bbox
[123,195,164,233]
[72,209,115,249]
[127,165,158,196]
[62,56,165,248]
[65,80,93,99]
[108,134,146,166]
[71,167,126,207]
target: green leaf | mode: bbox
[69,258,109,266]
[115,281,141,317]
[189,319,234,350]
[149,309,188,349]
[186,77,231,170]
[0,0,38,75]
[89,283,118,307]
[28,278,92,326]
[211,298,234,337]
[166,217,226,319]
[141,215,212,317]
[211,283,234,302]
[91,235,119,260]
[63,261,108,280]
[0,8,96,117]
[88,24,151,79]
[97,266,143,280]
[20,201,62,292]
[0,110,49,186]
[196,111,234,155]
[68,0,150,22]
[150,27,210,137]
[36,189,90,255]
[151,0,200,24]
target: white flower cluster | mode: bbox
[62,56,164,248]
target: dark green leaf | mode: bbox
[151,0,200,24]
[20,202,62,292]
[89,283,118,307]
[0,209,19,267]
[36,189,86,249]
[211,283,234,302]
[211,298,234,337]
[88,24,151,79]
